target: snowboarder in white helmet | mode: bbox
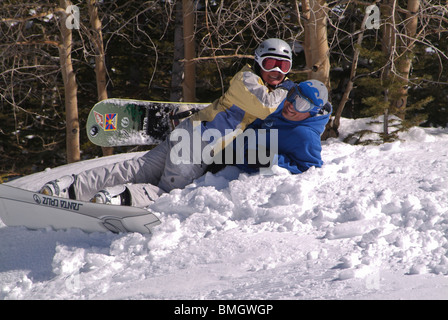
[254,38,292,78]
[252,38,293,89]
[41,38,296,207]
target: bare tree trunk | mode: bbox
[58,0,80,163]
[171,0,184,102]
[393,0,420,119]
[301,0,311,67]
[302,0,330,86]
[381,0,395,139]
[182,0,196,102]
[87,0,113,156]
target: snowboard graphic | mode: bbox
[0,184,160,234]
[86,98,209,147]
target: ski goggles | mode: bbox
[258,56,292,74]
[286,85,320,113]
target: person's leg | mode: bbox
[73,141,169,201]
[157,119,209,192]
[125,183,165,207]
[42,119,210,203]
[91,182,165,207]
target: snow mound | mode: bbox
[1,117,448,300]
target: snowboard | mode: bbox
[0,184,160,234]
[86,98,209,147]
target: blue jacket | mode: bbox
[235,100,331,174]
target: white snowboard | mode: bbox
[0,184,160,234]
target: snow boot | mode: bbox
[91,185,131,206]
[40,175,76,199]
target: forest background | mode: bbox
[1,0,447,180]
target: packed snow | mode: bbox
[1,116,448,300]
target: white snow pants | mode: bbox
[73,119,209,207]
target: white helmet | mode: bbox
[255,38,292,60]
[254,38,292,74]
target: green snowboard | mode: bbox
[86,98,209,147]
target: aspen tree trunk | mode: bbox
[394,0,420,119]
[87,0,113,156]
[182,0,196,102]
[302,0,330,86]
[381,0,395,137]
[58,0,80,163]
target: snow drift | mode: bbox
[1,117,448,300]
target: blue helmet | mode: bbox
[286,80,329,114]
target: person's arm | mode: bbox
[220,67,289,120]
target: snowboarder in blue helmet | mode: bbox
[234,79,332,174]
